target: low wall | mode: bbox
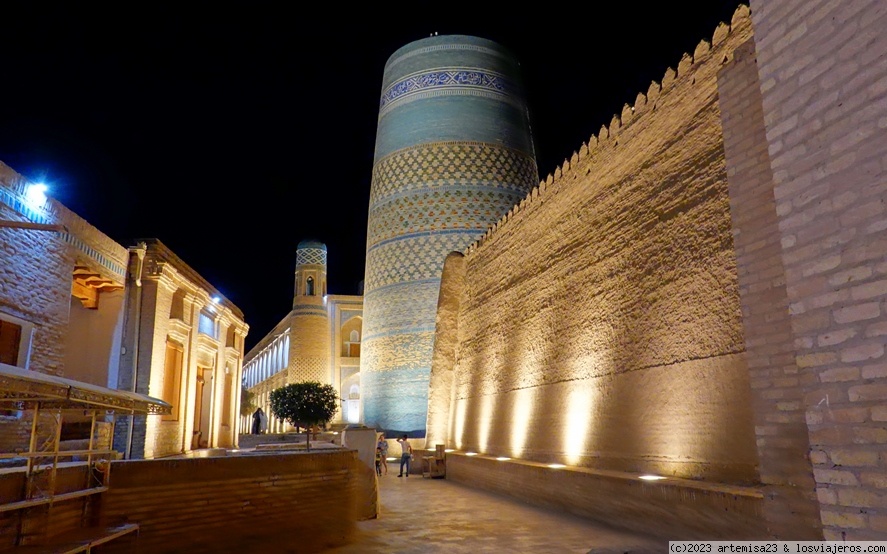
[98,450,363,553]
[446,452,766,541]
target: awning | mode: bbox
[0,365,171,415]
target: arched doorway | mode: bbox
[347,384,360,424]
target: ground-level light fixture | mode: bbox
[638,474,666,481]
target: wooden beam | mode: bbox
[72,281,98,309]
[0,220,66,232]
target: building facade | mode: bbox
[0,161,246,459]
[242,240,363,432]
[116,239,249,459]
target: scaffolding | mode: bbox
[0,366,170,552]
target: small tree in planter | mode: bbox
[269,382,339,451]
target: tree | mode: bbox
[269,382,339,451]
[240,386,257,418]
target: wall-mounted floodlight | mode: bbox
[465,452,478,456]
[638,474,666,481]
[548,463,566,469]
[495,457,511,461]
[212,296,221,304]
[25,183,48,209]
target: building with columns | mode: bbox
[242,240,363,433]
[0,160,247,460]
[116,239,249,458]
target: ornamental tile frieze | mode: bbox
[379,68,515,116]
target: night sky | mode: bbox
[1,2,744,352]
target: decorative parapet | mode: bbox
[464,3,752,258]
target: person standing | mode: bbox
[375,447,383,476]
[377,433,389,475]
[251,408,263,435]
[396,434,412,477]
[258,408,268,434]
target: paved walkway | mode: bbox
[324,473,668,553]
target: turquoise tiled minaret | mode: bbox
[361,35,539,435]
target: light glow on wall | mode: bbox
[496,456,511,461]
[548,463,566,469]
[454,399,468,450]
[476,393,494,453]
[465,452,478,456]
[639,474,666,481]
[563,383,595,465]
[509,386,536,458]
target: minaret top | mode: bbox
[296,240,327,268]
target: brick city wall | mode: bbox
[749,0,887,540]
[431,9,758,483]
[99,451,361,553]
[718,36,823,539]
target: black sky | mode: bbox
[1,2,745,352]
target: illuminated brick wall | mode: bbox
[430,11,758,483]
[747,0,887,540]
[0,162,119,453]
[98,451,361,552]
[362,35,539,434]
[719,36,823,539]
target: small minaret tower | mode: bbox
[288,240,330,384]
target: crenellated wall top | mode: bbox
[464,4,752,258]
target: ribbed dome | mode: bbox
[297,239,326,250]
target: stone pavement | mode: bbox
[323,472,669,553]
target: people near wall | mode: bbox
[375,447,383,476]
[259,408,268,434]
[396,434,412,477]
[377,433,389,475]
[252,408,267,435]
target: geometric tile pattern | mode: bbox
[360,363,432,433]
[367,186,526,246]
[369,142,536,206]
[362,280,442,340]
[296,247,327,267]
[290,357,326,384]
[364,232,473,292]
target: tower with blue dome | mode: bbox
[360,34,540,435]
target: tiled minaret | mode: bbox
[288,240,330,384]
[361,35,539,434]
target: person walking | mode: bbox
[377,433,389,475]
[396,434,412,477]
